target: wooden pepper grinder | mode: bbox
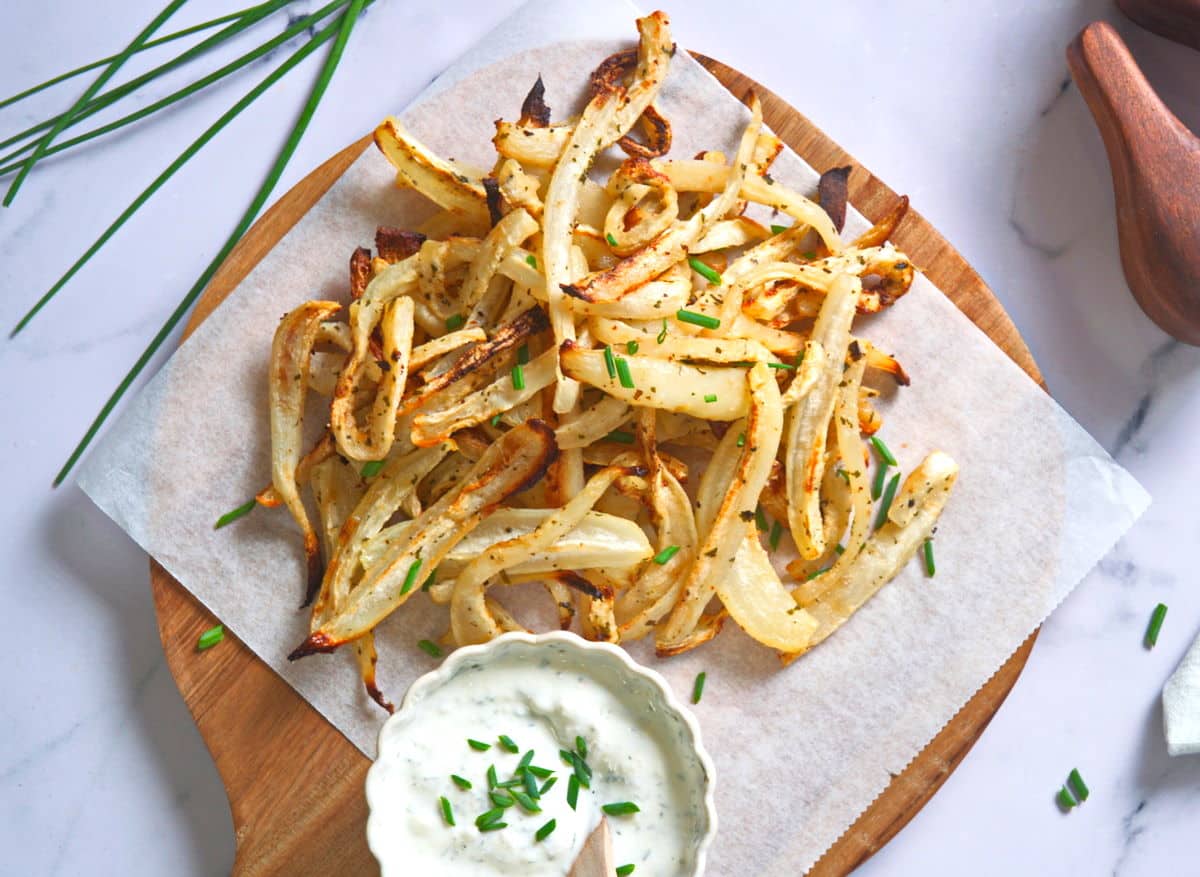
[1067,21,1200,343]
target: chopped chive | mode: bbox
[498,735,519,753]
[361,459,385,478]
[495,778,523,789]
[523,768,540,799]
[439,795,455,826]
[703,393,718,403]
[874,473,901,530]
[769,521,783,551]
[1068,768,1089,801]
[479,821,508,833]
[603,345,618,378]
[835,468,851,485]
[1145,603,1168,648]
[475,807,506,829]
[517,750,536,772]
[871,461,889,500]
[511,363,525,391]
[527,765,553,779]
[560,750,592,787]
[487,764,499,788]
[922,539,936,577]
[517,344,530,365]
[755,506,769,532]
[869,435,899,467]
[197,624,224,651]
[657,319,669,344]
[538,776,558,796]
[835,543,846,555]
[687,256,722,285]
[806,567,830,581]
[468,739,491,752]
[575,736,588,759]
[676,308,720,330]
[512,790,541,813]
[525,254,537,268]
[767,361,796,370]
[567,774,580,809]
[602,802,640,816]
[692,671,706,704]
[490,413,503,428]
[802,251,818,260]
[770,224,788,235]
[489,790,514,808]
[626,340,639,355]
[616,866,636,877]
[653,545,680,564]
[605,430,635,444]
[606,232,619,247]
[400,558,423,595]
[535,818,557,842]
[445,313,466,331]
[615,357,635,389]
[214,499,256,529]
[736,432,746,448]
[451,774,472,791]
[1055,785,1077,811]
[417,639,442,658]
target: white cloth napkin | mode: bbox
[1164,628,1200,756]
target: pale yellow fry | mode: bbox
[555,395,633,449]
[374,116,489,223]
[717,521,818,651]
[588,317,776,364]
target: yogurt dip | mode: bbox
[366,632,715,876]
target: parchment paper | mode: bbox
[77,1,1150,872]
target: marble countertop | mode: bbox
[2,1,1197,873]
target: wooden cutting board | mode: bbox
[149,54,1042,876]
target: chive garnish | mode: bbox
[770,224,788,235]
[605,430,636,444]
[602,802,640,816]
[526,254,537,268]
[487,764,499,788]
[511,363,525,391]
[498,735,519,753]
[626,340,639,354]
[835,543,846,555]
[869,435,899,467]
[703,393,718,403]
[769,521,783,551]
[400,558,423,595]
[657,319,669,344]
[445,313,466,331]
[197,624,224,651]
[871,461,888,500]
[526,765,552,779]
[1055,785,1077,811]
[767,361,796,370]
[451,774,472,791]
[1145,603,1168,648]
[495,778,523,789]
[361,459,385,478]
[922,539,936,577]
[538,776,558,796]
[475,807,506,829]
[489,790,513,808]
[535,818,557,842]
[736,432,746,447]
[517,344,530,365]
[567,774,580,810]
[806,567,830,581]
[874,473,901,529]
[479,821,508,833]
[615,357,635,389]
[755,506,769,531]
[835,468,850,485]
[606,232,619,246]
[653,545,680,564]
[511,790,541,813]
[490,413,503,428]
[1067,768,1089,801]
[603,344,618,378]
[802,251,818,260]
[214,498,256,529]
[687,256,722,285]
[616,866,636,877]
[518,750,536,772]
[575,736,588,759]
[417,639,442,658]
[467,739,491,751]
[439,795,455,826]
[523,768,540,799]
[692,671,706,704]
[676,308,720,330]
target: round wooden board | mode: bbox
[150,54,1041,876]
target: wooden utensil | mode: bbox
[1067,21,1200,344]
[150,54,1043,876]
[1118,0,1200,50]
[569,817,615,877]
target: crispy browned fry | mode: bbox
[349,247,371,300]
[256,432,335,508]
[518,75,551,127]
[852,195,909,249]
[818,165,851,232]
[374,116,489,223]
[375,227,426,262]
[863,340,910,386]
[656,612,725,657]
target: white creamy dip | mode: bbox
[366,637,712,876]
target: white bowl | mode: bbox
[365,631,717,875]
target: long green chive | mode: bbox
[417,639,442,658]
[445,313,466,331]
[615,357,635,389]
[769,521,783,551]
[475,808,506,829]
[604,430,635,444]
[50,1,370,485]
[703,393,718,403]
[687,256,722,285]
[653,545,680,565]
[603,344,618,378]
[602,802,640,816]
[360,459,385,478]
[874,473,901,529]
[755,507,769,531]
[871,460,889,500]
[567,775,580,810]
[626,340,639,355]
[517,344,530,365]
[489,790,514,808]
[869,435,899,467]
[657,319,668,344]
[400,558,423,595]
[676,308,720,330]
[511,790,541,813]
[575,736,588,759]
[527,765,553,779]
[214,498,256,529]
[922,539,936,577]
[1067,768,1089,801]
[467,739,491,752]
[439,796,455,826]
[692,671,706,704]
[487,765,499,788]
[737,432,746,447]
[511,363,525,391]
[616,866,636,877]
[1055,785,1077,811]
[767,361,796,370]
[538,776,558,796]
[3,0,190,206]
[606,232,619,247]
[451,774,472,791]
[197,624,225,651]
[498,735,519,753]
[526,254,537,268]
[770,224,788,235]
[535,819,557,842]
[1145,603,1168,648]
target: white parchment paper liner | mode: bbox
[78,1,1150,872]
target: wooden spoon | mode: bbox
[1067,21,1200,344]
[1117,0,1200,51]
[569,816,615,877]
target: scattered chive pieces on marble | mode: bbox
[1068,768,1089,802]
[417,639,442,658]
[539,776,558,796]
[692,671,706,704]
[511,790,541,813]
[1145,603,1168,648]
[214,498,256,529]
[196,624,224,651]
[489,790,513,808]
[653,545,680,565]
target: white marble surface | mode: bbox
[1,1,1196,874]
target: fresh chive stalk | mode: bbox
[400,558,423,595]
[451,774,472,791]
[511,790,541,813]
[417,639,442,658]
[806,567,829,581]
[869,435,899,467]
[1145,603,1168,648]
[517,344,530,365]
[567,774,580,810]
[522,769,539,799]
[687,256,722,285]
[214,498,256,529]
[676,308,720,330]
[692,671,706,704]
[487,765,499,788]
[490,413,503,428]
[603,345,618,378]
[511,363,525,391]
[527,765,552,779]
[653,545,680,565]
[922,539,936,577]
[871,460,889,500]
[498,735,519,753]
[736,432,746,447]
[615,357,635,389]
[767,361,796,370]
[538,776,558,796]
[196,624,224,651]
[755,506,768,531]
[874,473,901,529]
[575,736,588,759]
[489,790,513,808]
[475,807,506,830]
[467,739,491,752]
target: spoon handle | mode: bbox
[1117,0,1200,51]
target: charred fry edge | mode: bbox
[817,165,851,232]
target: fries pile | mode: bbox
[271,11,957,709]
